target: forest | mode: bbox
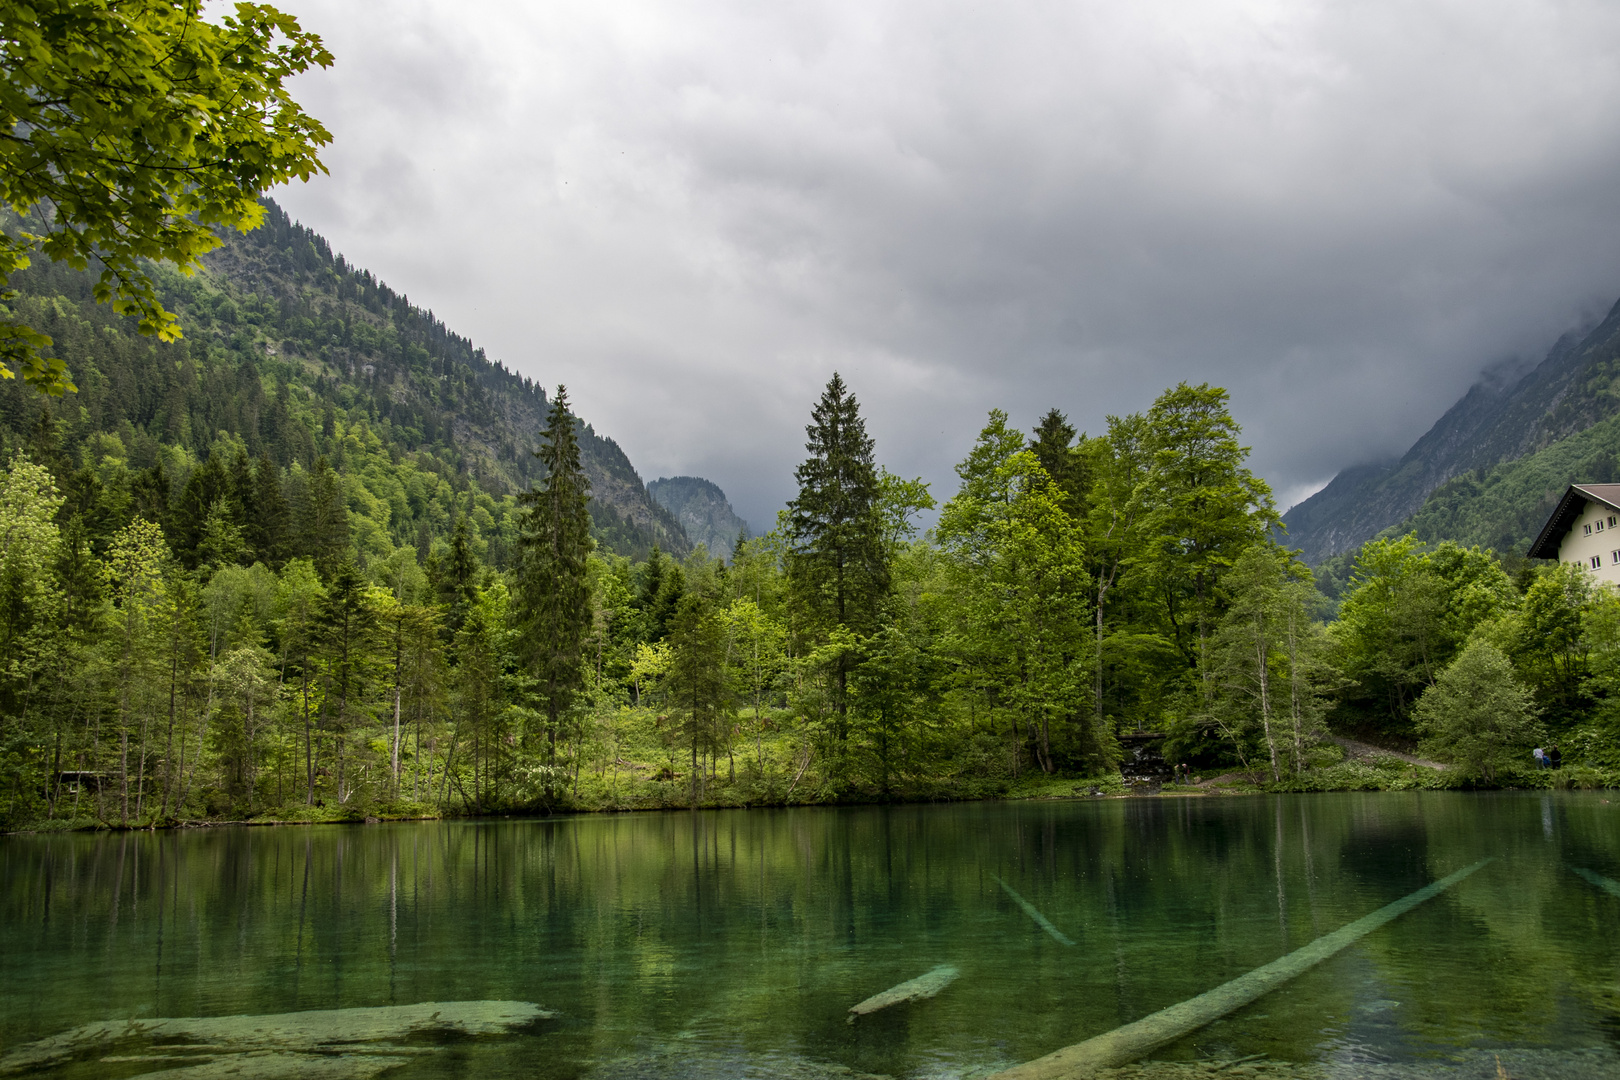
[3,214,1620,831]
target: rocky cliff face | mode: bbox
[647,476,749,561]
[1283,297,1620,564]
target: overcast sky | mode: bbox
[269,0,1620,530]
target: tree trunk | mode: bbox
[303,669,315,805]
[391,686,402,799]
[159,648,179,818]
[134,707,150,822]
[1287,606,1305,773]
[1256,616,1279,783]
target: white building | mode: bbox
[1528,484,1620,585]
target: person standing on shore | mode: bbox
[1534,747,1547,770]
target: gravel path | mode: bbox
[1328,735,1445,771]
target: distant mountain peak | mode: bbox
[647,476,749,561]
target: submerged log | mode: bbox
[100,1049,413,1080]
[848,964,961,1020]
[1573,867,1620,898]
[0,1000,550,1076]
[993,875,1076,946]
[989,859,1495,1080]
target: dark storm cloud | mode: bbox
[272,0,1620,527]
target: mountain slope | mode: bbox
[1395,409,1620,557]
[0,200,690,561]
[1284,298,1620,564]
[648,476,749,560]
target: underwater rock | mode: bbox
[848,964,961,1019]
[0,1000,549,1076]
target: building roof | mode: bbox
[1527,484,1620,559]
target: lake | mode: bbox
[2,793,1618,1079]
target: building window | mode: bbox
[1586,524,1594,535]
[1611,516,1617,528]
[1611,550,1619,564]
[1592,555,1602,570]
[1600,520,1607,532]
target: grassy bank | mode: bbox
[12,724,1619,834]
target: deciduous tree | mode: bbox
[1,0,332,394]
[1416,640,1541,781]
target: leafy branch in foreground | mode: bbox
[0,0,333,394]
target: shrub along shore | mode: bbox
[18,742,1617,834]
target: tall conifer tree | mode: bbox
[787,373,890,740]
[247,454,290,566]
[665,591,730,806]
[296,456,349,580]
[1030,408,1090,518]
[318,562,378,803]
[516,385,593,773]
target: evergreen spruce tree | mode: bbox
[317,561,379,804]
[296,456,349,580]
[515,386,593,778]
[174,453,233,565]
[1030,408,1091,517]
[131,463,170,533]
[665,590,731,806]
[247,454,290,566]
[634,547,684,642]
[438,515,479,638]
[786,373,890,749]
[227,453,254,522]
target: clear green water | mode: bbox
[3,792,1620,1078]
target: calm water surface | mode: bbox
[3,793,1619,1077]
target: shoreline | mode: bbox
[8,771,1615,835]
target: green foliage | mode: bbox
[515,387,593,779]
[1416,640,1543,781]
[665,589,732,804]
[1135,382,1279,664]
[1,0,332,393]
[1329,535,1515,738]
[785,373,891,777]
[787,372,890,635]
[9,288,1620,831]
[0,453,61,666]
[1389,409,1620,560]
[937,416,1099,774]
[1181,546,1330,779]
[1511,561,1593,721]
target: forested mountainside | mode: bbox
[1394,410,1620,558]
[1284,296,1620,564]
[648,476,748,560]
[0,200,690,565]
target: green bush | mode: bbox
[17,816,102,833]
[1552,765,1620,790]
[1415,641,1543,780]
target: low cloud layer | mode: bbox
[271,0,1620,528]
